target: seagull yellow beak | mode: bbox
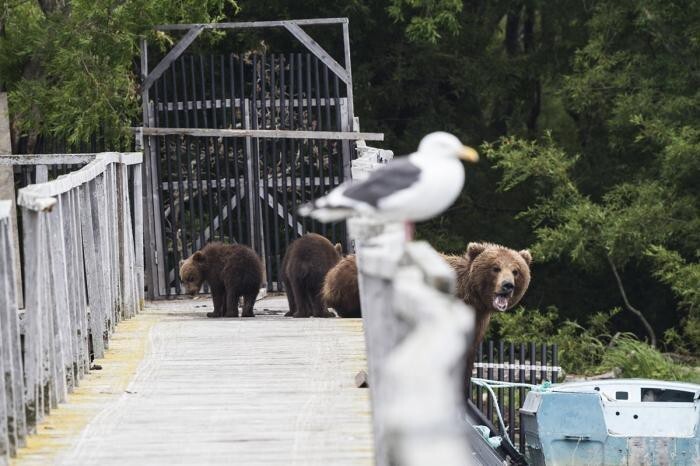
[458,145,479,163]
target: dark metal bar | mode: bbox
[239,57,249,245]
[541,343,548,383]
[305,54,316,234]
[530,342,537,385]
[220,55,234,243]
[251,54,262,257]
[180,56,196,257]
[210,55,224,242]
[322,63,336,242]
[476,342,483,411]
[279,55,290,254]
[498,340,504,434]
[289,53,299,240]
[552,344,559,383]
[199,55,215,246]
[260,54,273,286]
[155,79,172,297]
[296,54,306,234]
[229,54,244,244]
[171,63,187,292]
[155,18,349,31]
[270,54,281,285]
[313,57,326,238]
[519,343,526,452]
[190,56,206,253]
[508,343,515,443]
[487,340,494,422]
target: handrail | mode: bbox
[4,152,144,458]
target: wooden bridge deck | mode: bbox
[12,296,372,465]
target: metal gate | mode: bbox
[139,19,383,297]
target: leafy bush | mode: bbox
[600,335,700,383]
[489,307,699,381]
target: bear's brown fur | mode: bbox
[444,242,532,386]
[322,254,361,318]
[282,233,342,318]
[179,242,263,318]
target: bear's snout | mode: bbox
[500,281,515,293]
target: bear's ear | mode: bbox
[334,243,343,256]
[192,251,204,263]
[519,249,532,265]
[466,242,487,261]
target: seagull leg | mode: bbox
[404,221,415,241]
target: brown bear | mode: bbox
[282,233,342,318]
[322,254,361,318]
[443,242,532,386]
[179,242,263,318]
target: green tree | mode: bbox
[0,0,237,148]
[485,0,700,352]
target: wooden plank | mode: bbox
[283,22,350,84]
[16,153,142,211]
[141,25,205,92]
[0,154,96,166]
[155,96,339,112]
[78,183,106,360]
[155,18,348,31]
[132,164,144,308]
[34,166,48,183]
[0,209,27,451]
[140,127,384,141]
[20,209,40,429]
[46,198,71,400]
[13,298,372,465]
[342,22,354,123]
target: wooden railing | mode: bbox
[0,200,25,460]
[351,146,490,466]
[0,152,143,461]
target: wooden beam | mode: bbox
[155,18,348,31]
[283,22,351,84]
[0,154,96,166]
[140,127,383,141]
[141,25,204,92]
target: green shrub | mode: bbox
[600,335,700,383]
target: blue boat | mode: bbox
[521,379,700,465]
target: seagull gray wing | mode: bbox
[342,157,421,207]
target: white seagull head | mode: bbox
[416,131,479,162]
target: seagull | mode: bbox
[298,132,478,237]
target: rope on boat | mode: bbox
[470,377,553,452]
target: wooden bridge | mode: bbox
[0,148,507,466]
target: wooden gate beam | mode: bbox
[282,22,351,85]
[139,127,383,141]
[141,25,205,93]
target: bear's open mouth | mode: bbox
[493,292,512,312]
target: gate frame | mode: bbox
[139,18,383,298]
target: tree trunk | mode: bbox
[607,255,657,348]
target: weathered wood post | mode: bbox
[0,200,27,459]
[349,146,476,466]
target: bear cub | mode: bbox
[179,242,263,318]
[282,233,342,318]
[322,255,361,318]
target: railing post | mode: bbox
[350,145,475,466]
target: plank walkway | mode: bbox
[12,296,372,465]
